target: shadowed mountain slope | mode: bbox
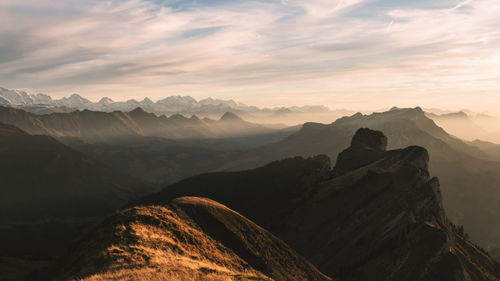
[136,128,500,280]
[0,122,150,258]
[0,121,27,136]
[0,106,282,142]
[38,197,331,281]
[220,107,500,260]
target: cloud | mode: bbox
[0,0,500,111]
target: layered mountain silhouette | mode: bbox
[36,197,330,281]
[135,128,499,280]
[0,122,150,259]
[426,110,500,144]
[426,111,490,142]
[0,106,284,142]
[0,86,339,124]
[220,107,500,260]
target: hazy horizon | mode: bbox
[1,0,500,112]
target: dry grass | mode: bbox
[78,267,269,281]
[54,206,272,281]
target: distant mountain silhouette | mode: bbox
[0,106,282,141]
[427,110,500,144]
[0,86,338,124]
[135,128,500,280]
[0,122,150,259]
[220,107,500,260]
[426,111,490,141]
[37,197,330,281]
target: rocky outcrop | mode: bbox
[332,128,387,176]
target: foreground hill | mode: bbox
[0,106,285,142]
[0,122,149,259]
[136,129,500,280]
[37,197,330,281]
[220,107,500,260]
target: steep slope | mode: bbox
[38,197,330,281]
[0,106,281,141]
[0,122,149,259]
[136,129,500,280]
[222,107,500,260]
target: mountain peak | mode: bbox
[68,93,85,100]
[129,107,147,114]
[98,97,114,104]
[168,113,189,122]
[220,111,242,121]
[189,115,201,121]
[142,97,154,104]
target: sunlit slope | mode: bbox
[40,198,330,281]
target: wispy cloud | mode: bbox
[0,0,499,111]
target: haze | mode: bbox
[1,0,500,112]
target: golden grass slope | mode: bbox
[41,197,330,281]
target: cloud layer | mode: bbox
[1,0,499,111]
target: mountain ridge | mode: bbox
[217,107,500,259]
[133,128,500,280]
[0,106,284,142]
[0,87,335,123]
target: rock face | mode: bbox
[38,197,330,281]
[136,128,500,281]
[333,128,387,175]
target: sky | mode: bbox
[1,0,500,111]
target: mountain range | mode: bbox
[1,117,499,280]
[0,106,292,142]
[5,104,499,262]
[0,87,343,125]
[214,107,500,261]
